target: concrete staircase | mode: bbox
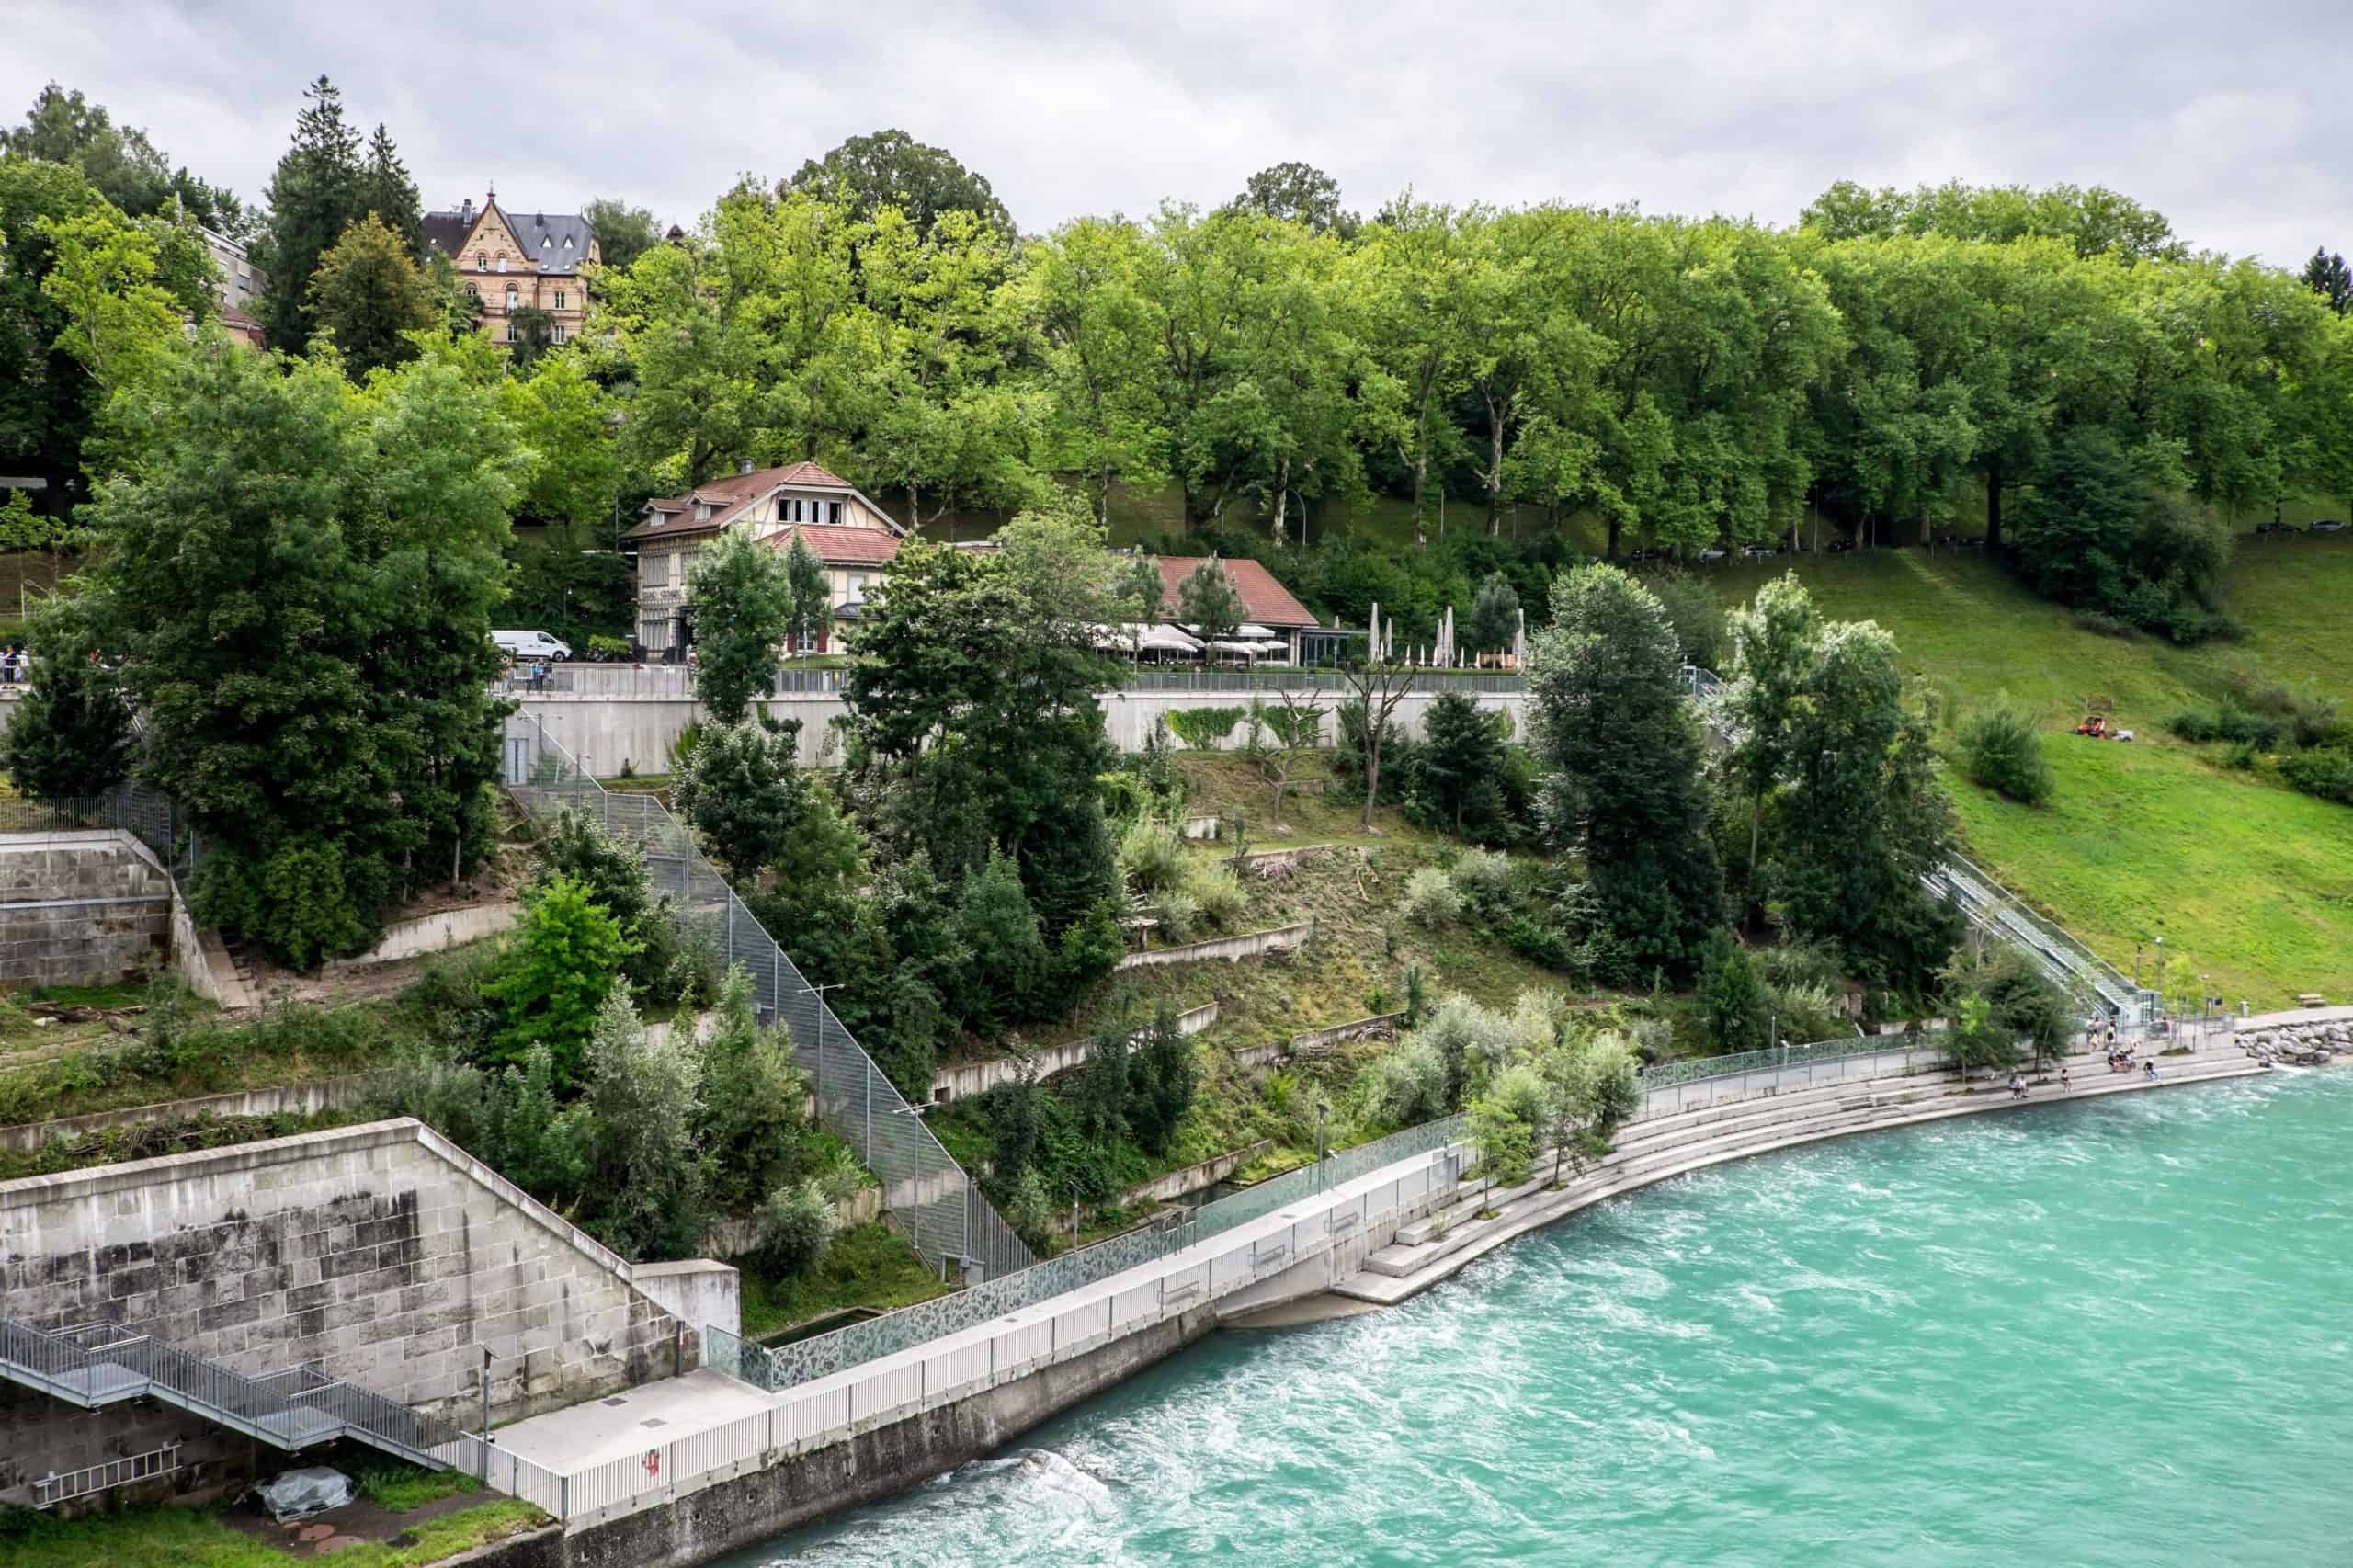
[1336,1042,2266,1306]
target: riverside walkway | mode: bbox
[475,1034,2268,1535]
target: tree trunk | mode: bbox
[1410,447,1427,549]
[1361,727,1381,832]
[1487,415,1505,537]
[1984,456,2003,553]
[1607,515,1622,560]
[1271,456,1290,548]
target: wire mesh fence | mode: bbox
[0,779,202,881]
[501,713,1034,1282]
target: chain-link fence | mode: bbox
[0,780,202,881]
[501,714,1034,1282]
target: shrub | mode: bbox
[481,874,639,1085]
[1117,819,1188,894]
[1448,849,1516,913]
[1355,1037,1449,1127]
[1414,995,1518,1106]
[2280,746,2353,805]
[1165,706,1249,749]
[1184,862,1249,930]
[1154,887,1200,944]
[2166,701,2285,752]
[1005,1167,1062,1255]
[1699,931,1769,1053]
[1501,915,1571,971]
[1959,703,2054,806]
[753,1180,838,1279]
[578,991,707,1260]
[1400,866,1461,926]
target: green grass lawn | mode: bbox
[0,1497,546,1568]
[1697,540,2353,1005]
[737,1221,951,1339]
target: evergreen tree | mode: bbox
[306,212,434,378]
[782,532,833,650]
[355,123,423,257]
[1126,1002,1198,1157]
[1413,688,1510,838]
[687,528,790,723]
[673,718,811,875]
[953,850,1050,1034]
[2302,248,2352,316]
[1527,565,1723,975]
[1462,570,1520,655]
[257,75,364,353]
[1699,930,1770,1053]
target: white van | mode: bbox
[493,631,572,662]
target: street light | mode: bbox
[1315,1102,1330,1180]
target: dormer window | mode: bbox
[476,252,486,268]
[696,502,713,521]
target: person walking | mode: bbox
[2143,1059,2159,1081]
[2060,1066,2074,1093]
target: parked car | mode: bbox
[493,630,573,662]
[1742,544,1780,560]
[2255,521,2299,535]
[1696,548,1727,562]
[2310,518,2347,533]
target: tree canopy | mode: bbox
[788,129,1012,236]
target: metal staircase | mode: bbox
[0,1315,470,1470]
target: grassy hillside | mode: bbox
[1700,538,2353,1006]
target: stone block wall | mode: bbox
[0,832,171,988]
[0,1119,700,1509]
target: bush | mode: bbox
[2166,701,2285,752]
[1165,707,1249,749]
[1355,1037,1449,1127]
[1959,703,2054,805]
[2280,746,2353,805]
[1400,866,1462,926]
[753,1181,838,1279]
[1154,887,1200,944]
[1117,819,1188,893]
[481,874,639,1085]
[1501,915,1571,971]
[1184,862,1249,930]
[1448,849,1515,912]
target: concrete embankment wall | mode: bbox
[0,829,171,988]
[507,688,1527,778]
[0,1118,710,1510]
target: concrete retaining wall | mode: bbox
[0,1118,704,1510]
[0,1072,391,1152]
[508,687,1526,779]
[1290,1012,1404,1056]
[633,1262,741,1343]
[1115,922,1311,971]
[330,901,520,967]
[0,830,170,988]
[563,1306,1221,1568]
[928,1001,1220,1104]
[1118,1139,1272,1207]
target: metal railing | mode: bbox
[715,1110,1467,1394]
[495,664,1526,701]
[1638,1032,1942,1091]
[1924,855,2156,1027]
[0,1315,460,1468]
[0,780,202,882]
[502,713,1034,1282]
[31,1443,179,1507]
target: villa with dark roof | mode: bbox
[620,461,904,654]
[422,191,599,352]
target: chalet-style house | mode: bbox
[621,460,904,654]
[422,191,598,351]
[1154,556,1322,663]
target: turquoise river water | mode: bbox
[724,1070,2350,1566]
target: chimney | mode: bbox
[460,197,474,224]
[738,458,755,475]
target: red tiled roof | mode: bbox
[623,462,862,542]
[1155,556,1316,629]
[766,524,902,566]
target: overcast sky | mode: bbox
[7,0,2346,266]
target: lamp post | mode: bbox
[1315,1102,1330,1184]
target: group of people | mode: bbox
[2001,1016,2162,1101]
[0,644,28,685]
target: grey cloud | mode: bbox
[3,0,2346,263]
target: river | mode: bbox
[721,1069,2351,1565]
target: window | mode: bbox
[465,283,479,300]
[553,290,566,311]
[476,251,485,268]
[495,254,507,273]
[827,500,842,523]
[505,287,519,315]
[696,502,712,521]
[552,324,566,344]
